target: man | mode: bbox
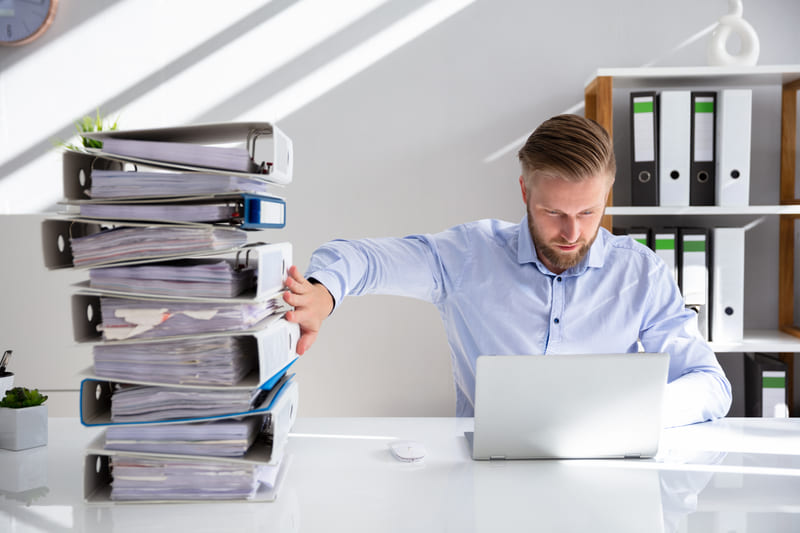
[283,114,732,427]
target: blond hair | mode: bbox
[518,114,616,188]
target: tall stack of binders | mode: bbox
[42,122,300,504]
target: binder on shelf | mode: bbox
[630,91,659,206]
[81,122,293,185]
[744,353,789,418]
[71,193,286,229]
[42,218,248,270]
[628,226,654,250]
[711,227,745,343]
[654,228,679,285]
[690,92,717,206]
[613,226,653,249]
[715,89,752,206]
[658,91,691,206]
[678,228,710,340]
[77,242,292,302]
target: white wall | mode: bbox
[1,0,799,417]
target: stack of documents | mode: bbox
[98,296,281,340]
[89,259,257,299]
[81,376,298,503]
[69,226,248,268]
[95,138,259,174]
[109,384,260,423]
[71,193,287,229]
[81,122,294,182]
[104,416,265,456]
[78,201,241,224]
[93,336,256,386]
[108,456,280,501]
[42,121,300,504]
[86,170,277,199]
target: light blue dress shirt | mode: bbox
[306,216,732,426]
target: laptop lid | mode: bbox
[469,353,669,460]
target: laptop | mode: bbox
[465,353,669,460]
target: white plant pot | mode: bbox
[0,405,48,451]
[0,372,14,397]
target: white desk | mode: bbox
[1,417,799,532]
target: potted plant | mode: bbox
[0,387,49,451]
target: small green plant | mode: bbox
[60,108,119,151]
[0,387,48,408]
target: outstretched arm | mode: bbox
[283,266,334,355]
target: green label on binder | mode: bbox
[655,239,675,250]
[633,101,654,113]
[683,240,706,252]
[763,376,785,389]
[694,101,714,113]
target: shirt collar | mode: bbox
[517,215,607,276]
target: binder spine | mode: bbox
[630,92,659,206]
[654,229,678,285]
[62,151,125,201]
[678,228,709,340]
[255,319,299,388]
[716,89,752,206]
[42,218,104,269]
[690,92,717,206]
[657,91,691,206]
[240,194,286,229]
[710,227,745,343]
[745,353,788,418]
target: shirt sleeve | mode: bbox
[639,262,733,427]
[304,228,471,312]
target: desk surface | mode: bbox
[1,417,799,533]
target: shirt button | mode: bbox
[554,318,560,324]
[556,276,562,282]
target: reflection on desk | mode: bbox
[0,417,798,533]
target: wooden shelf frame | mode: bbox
[585,67,800,413]
[778,78,800,405]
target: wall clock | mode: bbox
[0,0,59,46]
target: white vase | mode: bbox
[707,0,760,67]
[0,405,48,451]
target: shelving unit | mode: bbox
[585,65,800,412]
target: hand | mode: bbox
[283,266,334,355]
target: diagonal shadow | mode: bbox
[190,0,432,124]
[0,0,299,183]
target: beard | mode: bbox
[527,209,598,272]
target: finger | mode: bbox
[296,331,318,355]
[283,289,306,308]
[286,308,321,332]
[287,265,308,285]
[284,307,300,323]
[285,266,311,295]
